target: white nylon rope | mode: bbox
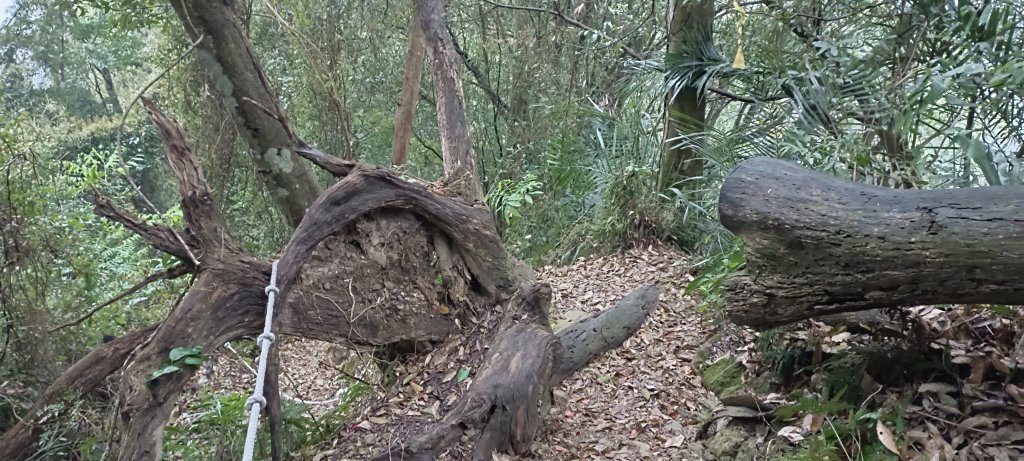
[241,259,280,461]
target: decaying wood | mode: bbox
[294,145,359,178]
[720,156,1024,329]
[0,98,512,460]
[2,98,652,459]
[372,284,561,461]
[370,285,662,460]
[555,286,661,382]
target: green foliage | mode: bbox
[773,390,904,461]
[163,391,249,460]
[56,0,167,31]
[455,367,471,383]
[600,164,678,244]
[685,241,745,312]
[164,382,372,460]
[486,172,543,226]
[4,0,1024,458]
[150,346,207,381]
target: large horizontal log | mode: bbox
[719,157,1024,329]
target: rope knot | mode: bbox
[256,332,276,347]
[265,285,279,296]
[245,395,267,412]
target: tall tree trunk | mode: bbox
[658,0,713,192]
[392,8,427,167]
[416,0,484,200]
[98,65,123,115]
[168,0,322,228]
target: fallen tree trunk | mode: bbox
[0,98,511,460]
[372,285,662,460]
[372,284,560,461]
[555,286,661,382]
[719,157,1024,329]
[0,98,658,460]
[0,327,154,460]
[376,282,663,458]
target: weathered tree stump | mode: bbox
[720,157,1024,329]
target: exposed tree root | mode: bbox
[371,285,662,460]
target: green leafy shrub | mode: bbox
[487,172,544,226]
[163,381,372,460]
[685,240,745,312]
[773,389,905,461]
[150,346,208,381]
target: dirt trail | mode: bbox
[532,245,714,460]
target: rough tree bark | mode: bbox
[165,1,329,438]
[392,7,427,167]
[658,0,713,191]
[0,117,662,457]
[417,0,484,200]
[0,327,156,459]
[555,286,661,381]
[372,284,561,461]
[168,0,323,228]
[0,96,505,460]
[720,156,1024,329]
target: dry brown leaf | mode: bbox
[803,413,825,433]
[778,425,805,443]
[876,420,900,456]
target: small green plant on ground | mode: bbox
[685,240,745,312]
[163,381,372,460]
[773,388,905,461]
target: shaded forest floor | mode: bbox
[180,245,716,460]
[531,245,711,460]
[177,245,1024,461]
[317,244,715,460]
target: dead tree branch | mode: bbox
[49,264,192,333]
